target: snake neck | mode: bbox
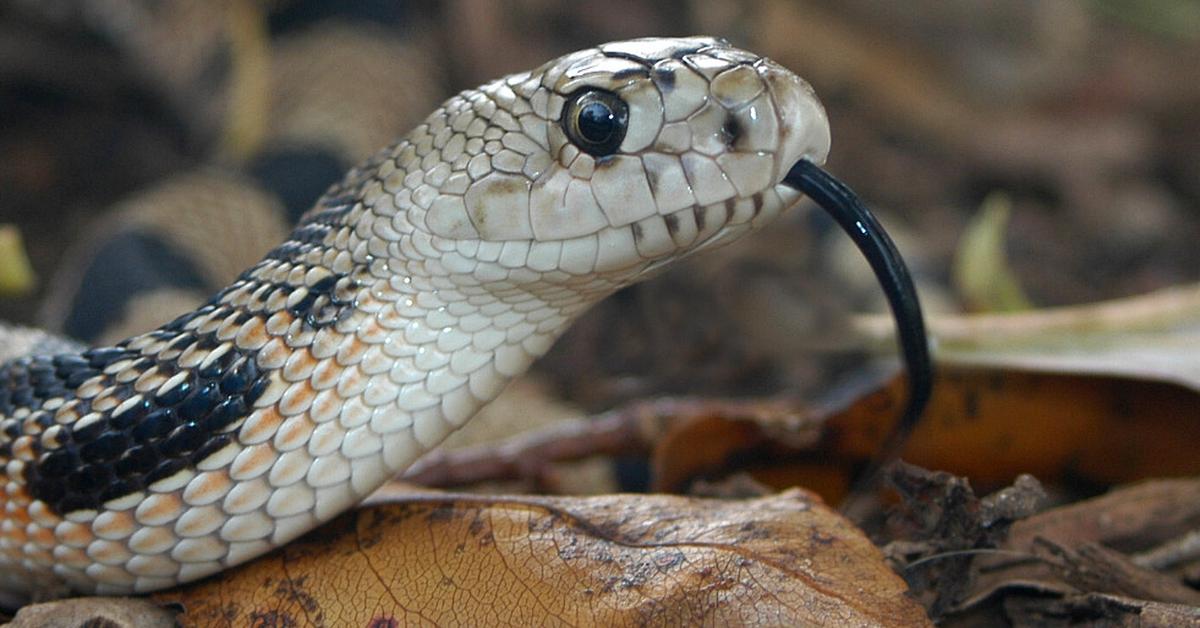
[3,141,620,529]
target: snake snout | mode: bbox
[757,61,831,183]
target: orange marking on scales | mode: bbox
[234,317,271,351]
[28,500,61,527]
[229,442,276,481]
[274,413,316,451]
[30,525,56,549]
[310,357,342,391]
[182,471,234,506]
[282,348,318,382]
[93,511,137,540]
[133,493,184,527]
[87,539,133,565]
[239,406,285,444]
[336,336,369,367]
[52,545,90,569]
[54,520,94,548]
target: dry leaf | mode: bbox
[855,283,1200,392]
[962,478,1200,611]
[1005,592,1200,627]
[157,490,930,626]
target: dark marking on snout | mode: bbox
[604,41,707,65]
[724,198,738,219]
[693,205,707,232]
[664,213,680,237]
[631,222,644,244]
[720,115,742,148]
[612,67,649,82]
[751,192,764,217]
[652,66,676,92]
[670,42,709,60]
[594,154,618,169]
[643,160,661,190]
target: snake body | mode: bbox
[0,36,830,601]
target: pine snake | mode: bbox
[0,36,928,602]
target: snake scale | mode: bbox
[0,36,928,603]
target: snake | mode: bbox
[0,36,930,603]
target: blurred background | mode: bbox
[1,0,1198,413]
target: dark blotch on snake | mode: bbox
[132,408,177,443]
[161,421,206,457]
[664,213,681,237]
[205,397,247,432]
[114,446,158,477]
[651,66,676,91]
[721,114,742,148]
[190,433,234,466]
[70,416,110,444]
[145,458,188,485]
[68,466,111,492]
[612,67,647,82]
[18,326,268,512]
[37,450,75,479]
[100,479,142,504]
[154,372,194,406]
[80,432,128,464]
[179,381,221,422]
[110,396,152,430]
[219,357,258,395]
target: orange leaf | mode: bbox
[826,369,1200,490]
[644,367,1200,503]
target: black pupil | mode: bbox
[577,102,615,144]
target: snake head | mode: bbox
[390,36,830,290]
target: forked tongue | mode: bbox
[783,159,933,502]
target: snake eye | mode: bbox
[562,89,629,157]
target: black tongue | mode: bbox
[783,159,933,486]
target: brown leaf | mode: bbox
[1027,540,1200,606]
[157,490,930,626]
[1005,592,1200,627]
[962,478,1200,611]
